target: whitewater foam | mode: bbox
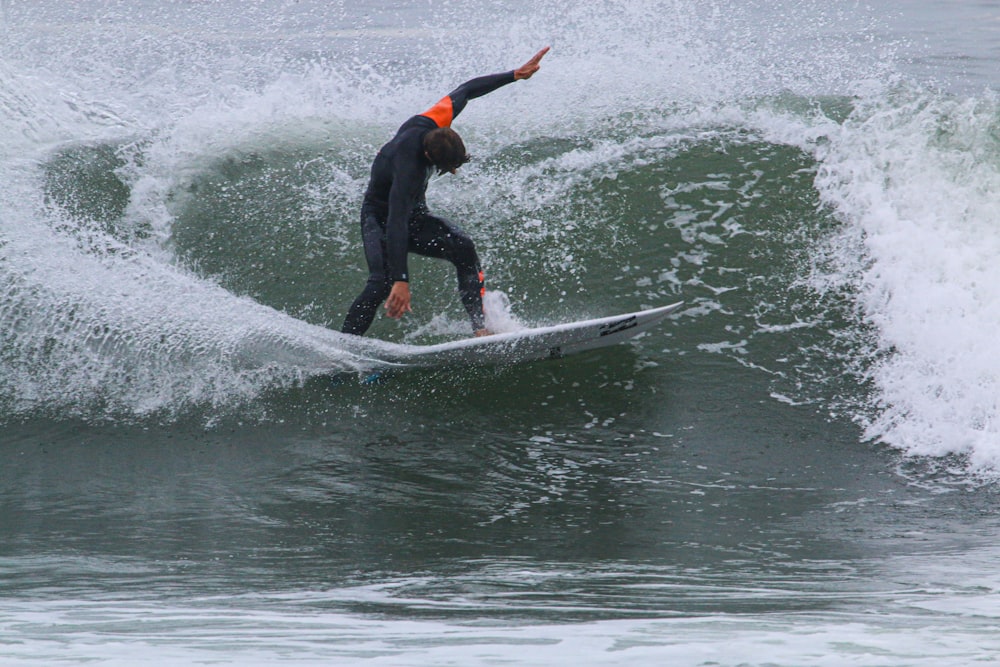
[813,84,1000,471]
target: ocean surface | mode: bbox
[3,1,1000,664]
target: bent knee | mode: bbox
[448,232,479,266]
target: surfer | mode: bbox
[340,47,550,337]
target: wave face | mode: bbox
[2,0,999,473]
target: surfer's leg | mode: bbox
[409,213,486,331]
[341,210,393,336]
[342,277,392,335]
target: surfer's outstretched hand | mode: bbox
[514,46,550,80]
[385,281,412,320]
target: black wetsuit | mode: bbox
[341,70,518,336]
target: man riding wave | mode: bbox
[341,47,550,337]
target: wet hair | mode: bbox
[423,127,469,175]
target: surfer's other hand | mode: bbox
[385,281,412,319]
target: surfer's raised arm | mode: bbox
[419,47,551,129]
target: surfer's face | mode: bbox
[425,152,459,176]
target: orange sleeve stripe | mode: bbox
[420,96,454,128]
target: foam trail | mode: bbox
[0,171,378,421]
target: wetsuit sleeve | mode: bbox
[420,70,517,128]
[384,159,425,282]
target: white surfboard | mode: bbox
[368,302,683,368]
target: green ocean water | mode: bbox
[4,1,1000,665]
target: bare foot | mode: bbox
[474,328,494,337]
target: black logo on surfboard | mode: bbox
[599,316,638,337]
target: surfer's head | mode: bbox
[423,127,469,175]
